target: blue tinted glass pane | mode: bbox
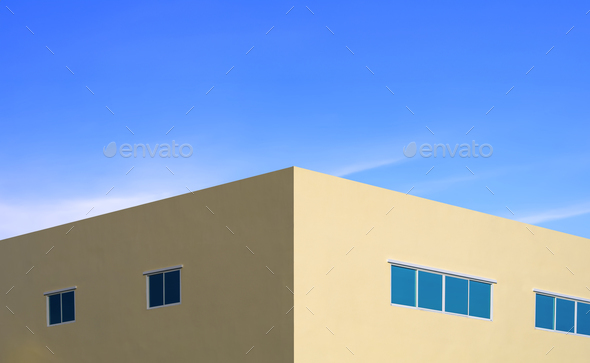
[445,276,468,315]
[48,294,61,325]
[391,266,416,307]
[164,270,181,305]
[577,302,590,336]
[149,273,164,307]
[418,271,442,311]
[61,291,75,322]
[556,298,575,332]
[535,294,555,329]
[469,281,491,319]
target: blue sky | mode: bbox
[1,0,589,239]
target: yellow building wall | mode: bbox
[294,167,590,362]
[0,168,294,362]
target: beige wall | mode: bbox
[294,167,590,362]
[0,168,294,362]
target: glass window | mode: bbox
[556,298,575,333]
[535,292,590,337]
[445,276,468,315]
[148,269,181,308]
[47,290,75,326]
[535,294,555,330]
[149,273,164,308]
[48,294,62,325]
[418,271,442,311]
[469,280,491,319]
[61,291,75,323]
[577,302,590,336]
[164,270,181,305]
[391,265,416,307]
[389,262,494,320]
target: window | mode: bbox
[418,271,442,311]
[391,265,415,307]
[445,276,468,315]
[577,302,590,336]
[389,259,495,320]
[44,287,76,326]
[556,298,575,333]
[535,294,554,330]
[534,289,590,337]
[469,280,491,319]
[144,265,182,309]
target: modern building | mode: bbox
[1,167,589,362]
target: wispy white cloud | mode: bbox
[518,203,590,225]
[0,194,167,241]
[0,163,232,241]
[331,158,405,177]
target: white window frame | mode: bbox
[388,259,496,321]
[44,286,77,327]
[533,289,590,338]
[144,265,183,310]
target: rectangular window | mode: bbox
[469,280,491,319]
[390,265,415,307]
[577,302,590,336]
[164,269,181,305]
[144,265,182,309]
[389,260,495,320]
[44,287,76,326]
[535,294,555,330]
[445,276,468,315]
[556,298,575,333]
[418,271,442,311]
[149,273,164,307]
[534,289,590,338]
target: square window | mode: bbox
[391,265,416,307]
[556,298,575,333]
[445,276,468,315]
[418,271,442,311]
[46,289,75,326]
[535,294,555,330]
[469,281,491,319]
[576,302,590,336]
[147,268,181,308]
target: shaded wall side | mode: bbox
[294,168,590,363]
[0,168,294,362]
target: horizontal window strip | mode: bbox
[387,259,497,284]
[534,289,590,304]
